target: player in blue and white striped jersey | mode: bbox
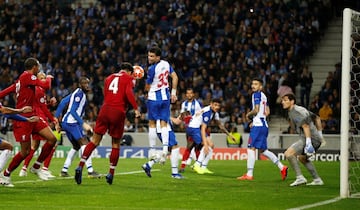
[179,88,202,172]
[145,46,178,164]
[55,77,100,178]
[238,78,288,181]
[186,98,235,174]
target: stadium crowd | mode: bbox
[0,0,342,135]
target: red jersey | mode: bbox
[103,70,138,111]
[15,71,51,117]
[34,86,54,122]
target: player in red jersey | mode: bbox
[0,104,39,180]
[19,72,60,179]
[74,62,140,185]
[0,58,58,187]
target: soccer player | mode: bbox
[142,117,184,179]
[0,57,58,187]
[187,98,236,174]
[179,88,202,172]
[55,77,100,178]
[19,72,60,179]
[146,46,178,164]
[237,78,288,181]
[281,93,324,186]
[74,62,140,185]
[0,105,39,178]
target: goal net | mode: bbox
[341,8,360,198]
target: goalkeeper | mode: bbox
[281,93,324,187]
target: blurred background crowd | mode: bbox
[0,0,358,136]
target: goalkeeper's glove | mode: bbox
[304,137,315,155]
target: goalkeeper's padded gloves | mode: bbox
[304,137,315,155]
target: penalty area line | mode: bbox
[13,169,161,184]
[287,197,342,210]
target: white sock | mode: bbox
[148,127,157,148]
[62,148,77,172]
[161,127,169,154]
[247,149,255,177]
[201,147,213,169]
[195,147,206,167]
[81,145,94,173]
[262,150,284,170]
[187,148,196,165]
[0,149,12,172]
[170,148,180,174]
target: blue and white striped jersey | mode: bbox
[62,88,87,125]
[188,105,219,128]
[181,99,202,115]
[146,60,175,101]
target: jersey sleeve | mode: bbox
[0,84,15,99]
[146,65,155,85]
[4,114,28,122]
[26,74,51,89]
[69,93,84,125]
[125,78,138,110]
[55,94,71,118]
[253,92,261,105]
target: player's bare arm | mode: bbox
[201,123,209,154]
[246,104,259,121]
[0,105,32,114]
[301,123,311,138]
[170,71,178,103]
[216,120,236,142]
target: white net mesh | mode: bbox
[349,12,360,195]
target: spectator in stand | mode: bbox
[319,81,333,103]
[0,1,334,135]
[318,101,333,122]
[299,65,313,108]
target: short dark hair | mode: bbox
[24,57,40,70]
[148,46,161,56]
[283,93,296,103]
[79,76,90,84]
[252,77,263,84]
[211,98,222,104]
[120,62,134,72]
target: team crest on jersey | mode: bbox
[31,75,37,80]
[75,96,80,102]
[204,116,209,122]
[40,97,45,103]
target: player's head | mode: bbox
[120,62,134,74]
[281,93,296,110]
[251,78,263,92]
[24,57,41,74]
[147,46,161,64]
[210,98,222,112]
[79,76,90,93]
[37,71,46,81]
[185,88,195,101]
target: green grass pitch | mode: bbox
[0,158,359,210]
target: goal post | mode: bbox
[340,8,351,198]
[341,8,360,198]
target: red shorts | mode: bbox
[13,117,49,142]
[94,105,126,139]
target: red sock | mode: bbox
[5,152,26,176]
[180,148,191,168]
[43,146,56,169]
[109,148,120,175]
[32,142,53,169]
[23,149,35,169]
[79,142,97,168]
